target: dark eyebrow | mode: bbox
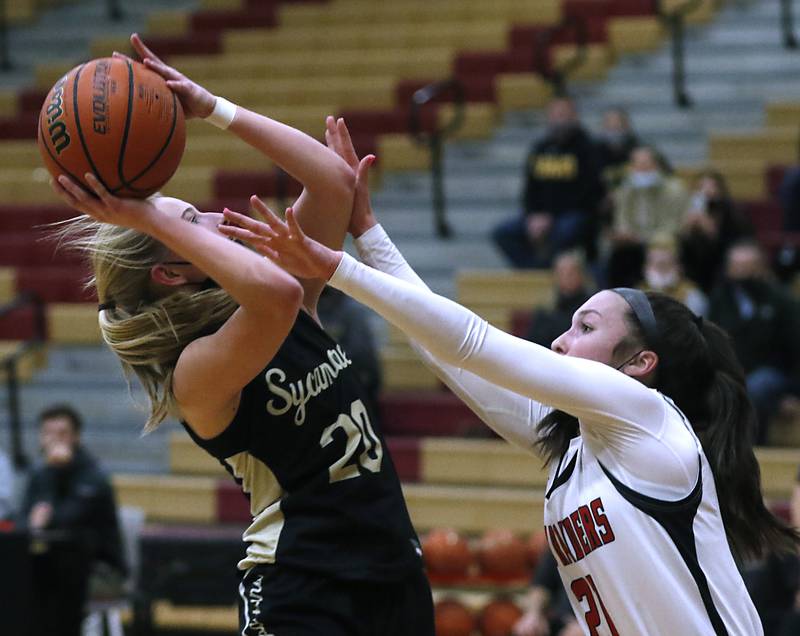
[576,309,602,319]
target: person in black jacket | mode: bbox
[492,97,604,268]
[524,249,593,348]
[708,242,800,444]
[20,405,125,636]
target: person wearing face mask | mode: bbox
[680,171,753,293]
[708,241,800,445]
[595,107,640,191]
[492,97,604,268]
[605,146,689,288]
[640,234,708,318]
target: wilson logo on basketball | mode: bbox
[91,59,110,135]
[46,75,71,154]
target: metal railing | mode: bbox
[1,292,46,470]
[409,78,466,238]
[653,0,705,108]
[0,0,10,71]
[780,0,798,48]
[533,14,589,97]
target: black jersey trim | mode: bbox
[545,450,578,500]
[597,459,728,636]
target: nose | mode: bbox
[551,331,568,355]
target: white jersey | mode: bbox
[346,225,763,636]
[544,398,760,635]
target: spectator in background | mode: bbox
[20,405,125,636]
[0,445,14,522]
[708,242,800,444]
[596,106,640,191]
[779,165,800,234]
[524,249,593,348]
[640,234,708,317]
[741,468,800,635]
[512,551,580,636]
[605,145,689,288]
[492,97,604,268]
[680,170,753,293]
[775,166,800,283]
[317,286,383,422]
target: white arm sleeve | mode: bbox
[354,225,550,450]
[331,252,666,435]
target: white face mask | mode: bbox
[645,267,678,290]
[629,171,662,189]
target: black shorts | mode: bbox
[238,564,435,636]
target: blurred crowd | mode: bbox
[498,96,800,447]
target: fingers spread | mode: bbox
[84,173,114,205]
[336,118,358,165]
[285,207,305,240]
[131,33,162,65]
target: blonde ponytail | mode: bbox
[54,213,238,432]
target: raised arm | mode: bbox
[335,146,550,449]
[219,202,664,436]
[53,176,303,439]
[128,34,354,315]
[328,254,663,430]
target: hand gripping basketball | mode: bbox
[124,33,216,120]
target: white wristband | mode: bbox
[204,96,237,129]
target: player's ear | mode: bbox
[625,350,658,379]
[150,263,190,287]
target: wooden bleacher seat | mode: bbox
[402,483,545,533]
[709,127,799,166]
[0,340,47,382]
[0,268,16,303]
[47,303,102,344]
[380,345,440,390]
[607,16,664,54]
[112,474,218,524]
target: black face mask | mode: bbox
[732,277,765,296]
[548,122,577,141]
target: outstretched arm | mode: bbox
[128,34,354,315]
[288,121,551,449]
[218,204,664,435]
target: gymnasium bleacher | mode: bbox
[2,0,800,633]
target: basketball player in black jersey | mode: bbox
[52,35,434,636]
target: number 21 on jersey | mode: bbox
[320,399,383,483]
[571,575,619,636]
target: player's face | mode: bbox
[551,290,632,365]
[153,197,233,265]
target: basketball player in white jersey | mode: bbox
[219,128,800,636]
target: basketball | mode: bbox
[477,528,529,578]
[477,597,523,636]
[37,56,185,198]
[423,527,475,577]
[434,599,476,636]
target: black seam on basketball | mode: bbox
[38,122,92,194]
[115,59,136,193]
[72,63,112,192]
[118,89,180,191]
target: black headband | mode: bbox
[612,287,659,350]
